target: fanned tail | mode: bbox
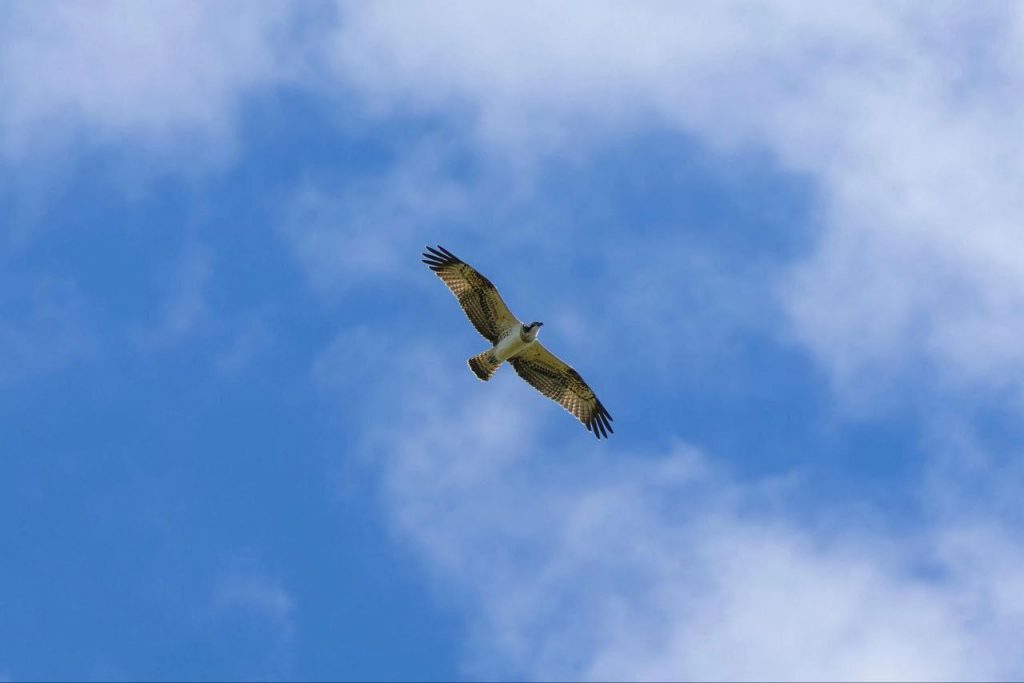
[468,350,501,381]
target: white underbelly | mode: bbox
[493,329,531,362]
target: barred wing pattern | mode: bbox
[422,245,520,344]
[510,343,613,439]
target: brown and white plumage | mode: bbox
[421,245,518,344]
[510,344,613,439]
[422,244,614,439]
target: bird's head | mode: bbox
[523,321,543,341]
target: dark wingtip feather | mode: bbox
[422,249,447,271]
[423,246,461,270]
[589,404,613,439]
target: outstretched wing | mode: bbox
[510,343,613,439]
[421,245,520,343]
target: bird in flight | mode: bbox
[422,245,613,439]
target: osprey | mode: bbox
[422,245,613,439]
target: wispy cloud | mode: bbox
[281,140,473,298]
[328,336,1024,680]
[283,6,1024,677]
[213,312,273,376]
[212,572,296,632]
[0,0,302,164]
[198,568,297,679]
[138,246,212,347]
[325,2,1024,406]
[8,3,1024,678]
[14,2,1024,403]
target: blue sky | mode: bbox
[4,2,1024,680]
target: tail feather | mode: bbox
[468,350,501,381]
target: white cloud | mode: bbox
[282,141,471,297]
[9,2,1023,402]
[324,2,1024,404]
[294,7,1024,677]
[12,3,1022,677]
[200,569,296,677]
[325,336,1024,681]
[0,0,301,163]
[213,573,296,631]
